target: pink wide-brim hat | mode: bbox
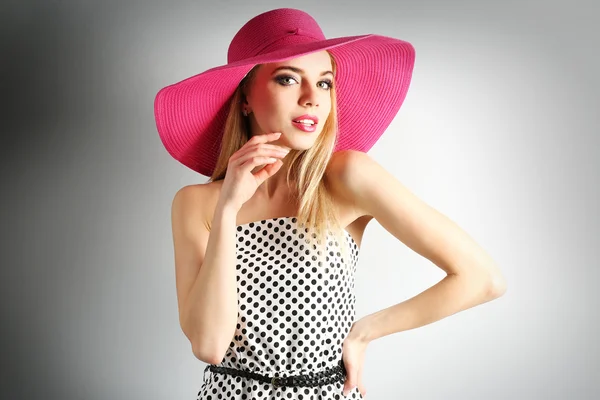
[154,8,416,176]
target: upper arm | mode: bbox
[171,185,211,330]
[328,150,503,282]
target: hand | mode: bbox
[219,132,290,210]
[341,324,370,397]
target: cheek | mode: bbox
[258,93,290,120]
[254,88,281,113]
[251,97,285,130]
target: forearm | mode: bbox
[182,201,239,364]
[353,273,500,342]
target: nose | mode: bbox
[298,82,319,107]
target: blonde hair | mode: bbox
[209,52,352,265]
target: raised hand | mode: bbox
[219,132,290,210]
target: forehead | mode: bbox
[260,51,333,74]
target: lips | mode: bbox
[292,114,319,125]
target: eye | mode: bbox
[275,75,298,85]
[318,80,333,90]
[275,75,333,90]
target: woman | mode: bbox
[155,8,506,399]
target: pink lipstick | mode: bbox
[291,114,318,132]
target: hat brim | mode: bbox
[154,34,415,176]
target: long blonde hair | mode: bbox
[209,52,352,265]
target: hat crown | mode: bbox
[227,8,326,63]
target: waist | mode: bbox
[204,360,346,388]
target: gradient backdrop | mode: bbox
[1,0,598,399]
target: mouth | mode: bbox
[292,119,316,126]
[291,120,317,132]
[292,115,319,126]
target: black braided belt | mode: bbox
[204,360,346,388]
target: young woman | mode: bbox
[155,8,506,400]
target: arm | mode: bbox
[327,150,507,342]
[171,185,239,364]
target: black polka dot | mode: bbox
[197,217,361,399]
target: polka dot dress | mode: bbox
[197,216,363,399]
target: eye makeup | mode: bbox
[274,74,333,89]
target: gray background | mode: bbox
[1,0,598,399]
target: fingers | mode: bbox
[232,133,283,158]
[237,148,288,175]
[249,132,281,143]
[342,361,367,398]
[238,154,279,170]
[251,158,284,184]
[242,131,282,154]
[342,360,357,397]
[357,363,367,398]
[230,132,288,169]
[249,131,281,143]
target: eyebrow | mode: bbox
[271,66,334,77]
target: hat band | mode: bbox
[251,31,323,59]
[260,34,320,55]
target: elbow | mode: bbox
[466,260,507,300]
[180,315,229,364]
[192,341,227,365]
[484,272,507,299]
[181,315,235,365]
[455,269,507,301]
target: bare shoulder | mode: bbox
[325,150,377,218]
[171,182,222,225]
[172,185,201,229]
[170,182,225,258]
[325,150,376,240]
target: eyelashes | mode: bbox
[275,75,333,90]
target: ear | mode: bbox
[242,94,251,112]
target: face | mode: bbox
[244,51,334,150]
